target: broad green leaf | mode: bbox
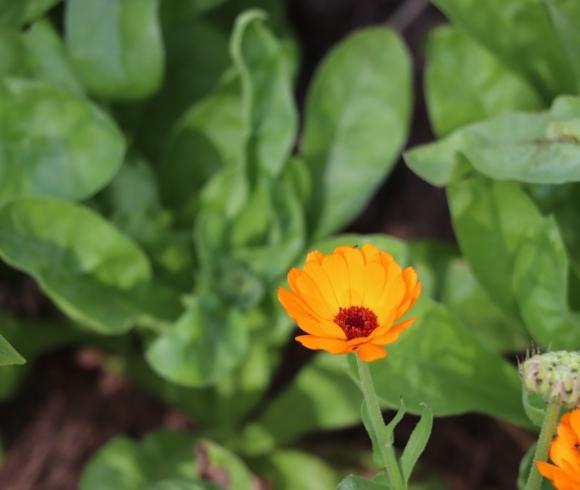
[368,299,528,426]
[0,79,125,205]
[447,176,543,318]
[133,20,229,161]
[337,475,386,490]
[400,404,433,485]
[80,438,145,490]
[529,183,580,278]
[65,0,164,100]
[301,27,412,237]
[253,450,339,490]
[236,354,361,455]
[0,0,61,27]
[103,155,169,245]
[513,217,580,349]
[161,0,228,22]
[0,197,179,334]
[0,334,24,366]
[80,431,198,490]
[164,74,245,222]
[199,440,254,490]
[144,480,219,490]
[23,19,84,94]
[229,168,306,283]
[146,297,249,387]
[407,95,580,186]
[0,31,26,77]
[433,0,575,98]
[230,9,297,176]
[425,25,541,137]
[410,241,529,353]
[545,0,580,93]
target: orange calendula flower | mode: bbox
[536,408,580,490]
[277,244,421,362]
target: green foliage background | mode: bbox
[1,0,579,488]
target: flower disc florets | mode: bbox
[519,351,580,407]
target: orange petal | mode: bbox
[304,262,340,313]
[306,250,324,265]
[356,343,387,362]
[362,262,386,310]
[277,287,317,322]
[322,253,350,306]
[374,264,405,325]
[294,270,335,319]
[296,315,346,339]
[295,335,351,354]
[336,246,365,304]
[371,318,415,345]
[361,243,380,264]
[536,461,580,488]
[567,408,580,438]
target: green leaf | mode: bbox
[253,450,339,490]
[0,0,61,27]
[400,404,433,485]
[545,0,580,93]
[301,27,412,237]
[164,74,245,221]
[236,354,361,455]
[199,440,254,490]
[0,333,24,366]
[337,475,387,490]
[80,437,145,490]
[146,297,250,387]
[409,241,529,353]
[23,19,84,94]
[383,399,406,444]
[447,176,543,319]
[230,9,297,176]
[229,168,306,283]
[161,0,228,22]
[133,19,229,161]
[0,197,178,334]
[513,217,580,349]
[0,31,26,77]
[80,431,198,490]
[0,79,125,205]
[407,95,580,186]
[433,0,575,98]
[368,299,529,426]
[65,0,164,100]
[521,389,546,428]
[144,480,220,490]
[425,25,541,137]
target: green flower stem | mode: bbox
[356,355,405,490]
[525,400,561,490]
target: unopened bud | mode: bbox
[519,350,580,408]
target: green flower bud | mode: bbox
[519,350,580,407]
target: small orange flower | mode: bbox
[536,408,580,490]
[277,244,421,362]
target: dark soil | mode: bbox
[0,1,535,489]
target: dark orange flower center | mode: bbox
[334,306,378,339]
